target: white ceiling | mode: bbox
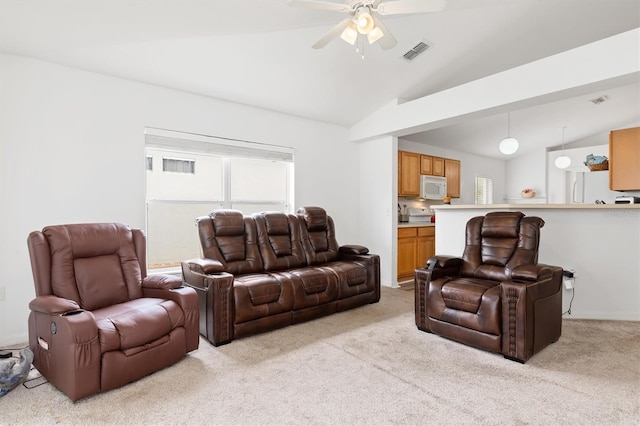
[1,0,639,159]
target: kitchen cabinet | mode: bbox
[609,127,640,191]
[398,150,421,196]
[399,150,461,198]
[397,226,435,282]
[444,158,461,198]
[420,155,433,175]
[432,157,445,176]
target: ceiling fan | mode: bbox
[288,0,447,50]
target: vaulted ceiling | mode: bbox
[1,0,638,158]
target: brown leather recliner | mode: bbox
[27,223,199,401]
[414,211,563,363]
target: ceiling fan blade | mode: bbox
[373,19,397,50]
[376,0,447,15]
[312,19,351,49]
[288,0,350,12]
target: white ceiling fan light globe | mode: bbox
[555,155,571,169]
[367,25,384,44]
[356,7,375,34]
[499,137,519,155]
[340,20,358,45]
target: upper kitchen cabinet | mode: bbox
[420,154,445,176]
[432,157,445,176]
[444,158,461,198]
[609,127,640,191]
[420,155,432,175]
[398,150,420,196]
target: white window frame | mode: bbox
[474,176,494,205]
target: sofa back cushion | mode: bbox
[42,223,143,311]
[297,206,339,265]
[197,210,263,275]
[461,212,544,281]
[254,212,306,271]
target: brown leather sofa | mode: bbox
[27,223,199,401]
[181,206,381,346]
[415,211,563,363]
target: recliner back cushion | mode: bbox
[254,212,306,271]
[480,212,522,266]
[43,223,143,311]
[297,206,339,265]
[461,212,543,281]
[198,210,263,275]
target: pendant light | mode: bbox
[499,112,519,155]
[555,126,571,169]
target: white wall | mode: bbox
[0,54,361,345]
[505,148,548,203]
[357,136,397,287]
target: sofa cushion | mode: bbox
[297,207,339,265]
[276,267,339,310]
[233,273,294,323]
[197,211,264,275]
[254,212,306,271]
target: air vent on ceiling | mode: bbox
[402,41,430,61]
[589,95,609,105]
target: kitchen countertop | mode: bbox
[398,222,435,228]
[431,203,640,210]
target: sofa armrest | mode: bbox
[181,262,235,346]
[184,258,225,275]
[339,245,369,255]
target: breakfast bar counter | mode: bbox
[431,204,640,321]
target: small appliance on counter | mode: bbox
[407,208,432,223]
[615,196,640,204]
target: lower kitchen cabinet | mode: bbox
[397,226,435,282]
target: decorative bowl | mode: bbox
[521,189,535,198]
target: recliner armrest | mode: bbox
[143,274,183,290]
[511,264,554,282]
[29,295,80,315]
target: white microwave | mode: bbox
[421,175,447,200]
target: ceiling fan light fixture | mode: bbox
[367,25,384,44]
[340,20,358,45]
[355,7,375,34]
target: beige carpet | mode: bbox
[3,286,639,425]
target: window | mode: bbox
[144,128,294,271]
[475,176,493,204]
[146,155,153,171]
[162,157,195,174]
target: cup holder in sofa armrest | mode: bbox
[339,245,369,255]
